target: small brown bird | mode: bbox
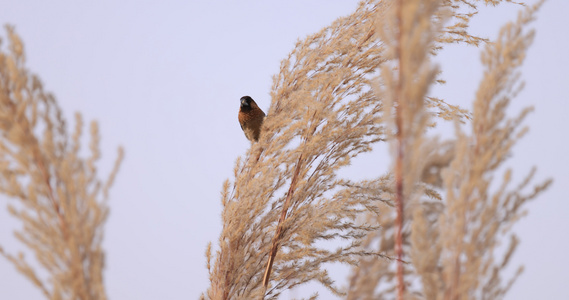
[238,96,265,142]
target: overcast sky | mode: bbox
[0,1,567,299]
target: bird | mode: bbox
[238,95,265,142]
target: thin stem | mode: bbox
[395,0,405,298]
[262,154,304,292]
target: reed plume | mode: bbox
[437,2,552,298]
[206,0,551,299]
[203,0,493,299]
[205,2,387,298]
[347,1,552,300]
[0,26,123,300]
[0,1,553,299]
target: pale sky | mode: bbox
[0,1,567,299]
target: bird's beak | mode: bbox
[241,98,248,107]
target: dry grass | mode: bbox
[0,0,552,299]
[0,26,123,300]
[347,1,552,300]
[204,0,551,299]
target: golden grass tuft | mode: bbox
[0,25,123,300]
[204,0,551,299]
[0,1,552,299]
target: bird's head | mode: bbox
[240,96,253,109]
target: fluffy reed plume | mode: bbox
[205,2,387,298]
[0,26,123,300]
[202,0,550,299]
[203,0,482,299]
[347,1,551,300]
[375,0,448,297]
[436,2,552,298]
